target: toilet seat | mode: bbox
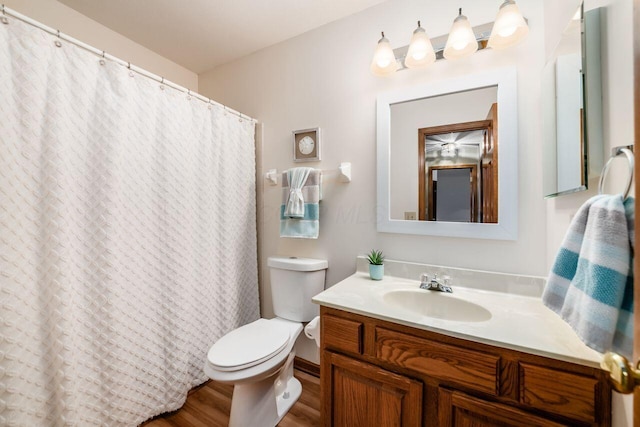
[207,319,290,372]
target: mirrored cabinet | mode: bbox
[542,3,604,198]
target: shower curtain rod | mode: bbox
[0,5,257,123]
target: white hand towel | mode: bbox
[285,167,312,218]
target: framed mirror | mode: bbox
[377,67,518,240]
[542,3,603,198]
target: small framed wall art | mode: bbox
[293,127,321,162]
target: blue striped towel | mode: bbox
[543,194,634,358]
[280,169,321,239]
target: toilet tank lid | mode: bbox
[268,256,328,271]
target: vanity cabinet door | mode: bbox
[322,351,422,427]
[438,389,565,427]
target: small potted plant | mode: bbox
[367,249,385,280]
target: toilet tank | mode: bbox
[268,256,328,322]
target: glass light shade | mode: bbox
[405,24,435,69]
[488,0,529,50]
[443,10,478,60]
[370,33,397,76]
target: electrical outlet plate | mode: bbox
[404,212,417,221]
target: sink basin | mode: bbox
[382,289,492,322]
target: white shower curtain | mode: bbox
[0,16,260,426]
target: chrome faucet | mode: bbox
[419,273,453,293]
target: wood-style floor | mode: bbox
[141,369,320,427]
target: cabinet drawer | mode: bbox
[322,314,362,355]
[439,388,565,427]
[375,327,500,395]
[520,363,600,424]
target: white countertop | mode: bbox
[312,270,603,368]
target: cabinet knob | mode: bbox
[600,352,640,394]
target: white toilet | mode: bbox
[204,256,327,427]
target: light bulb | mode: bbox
[453,40,468,51]
[377,58,391,68]
[412,51,426,61]
[499,26,517,37]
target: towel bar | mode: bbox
[598,145,634,200]
[271,163,352,184]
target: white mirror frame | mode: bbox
[376,67,518,240]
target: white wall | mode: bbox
[2,0,198,90]
[199,0,547,318]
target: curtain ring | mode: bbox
[99,50,106,66]
[1,5,9,25]
[54,30,62,47]
[187,89,191,100]
[160,77,165,90]
[207,100,213,110]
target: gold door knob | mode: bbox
[600,352,640,394]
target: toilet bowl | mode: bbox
[204,318,303,427]
[204,256,327,427]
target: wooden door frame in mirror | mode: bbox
[418,120,492,221]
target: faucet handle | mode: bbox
[441,275,453,292]
[419,273,431,290]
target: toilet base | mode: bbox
[228,356,302,427]
[276,376,302,424]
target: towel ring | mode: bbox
[598,147,634,200]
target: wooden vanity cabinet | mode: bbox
[320,306,612,427]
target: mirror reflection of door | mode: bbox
[418,103,498,223]
[428,166,477,222]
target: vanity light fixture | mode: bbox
[443,9,478,60]
[405,21,436,68]
[370,1,528,76]
[370,32,398,76]
[487,0,529,50]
